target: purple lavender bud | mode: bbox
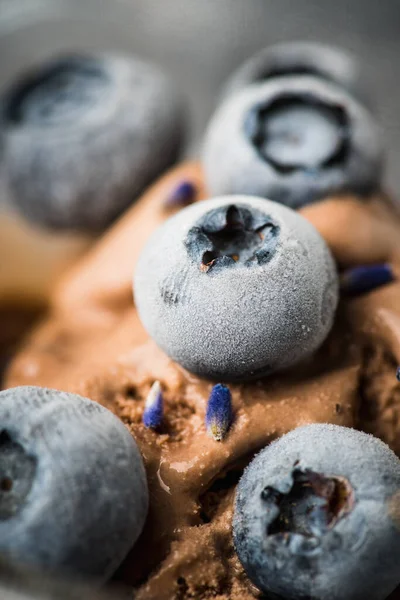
[205,384,233,441]
[341,263,394,296]
[164,181,196,208]
[143,381,163,429]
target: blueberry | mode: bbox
[203,76,383,209]
[0,555,127,600]
[0,386,148,581]
[233,424,400,600]
[134,195,338,381]
[222,41,367,103]
[1,53,185,232]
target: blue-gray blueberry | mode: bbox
[203,76,383,209]
[0,555,127,600]
[1,53,185,232]
[0,386,148,581]
[222,41,367,103]
[233,424,400,600]
[134,195,338,381]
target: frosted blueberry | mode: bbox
[203,76,383,209]
[222,41,367,102]
[0,386,148,581]
[0,555,128,599]
[1,53,185,232]
[234,424,400,600]
[134,195,338,381]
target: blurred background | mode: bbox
[1,0,400,190]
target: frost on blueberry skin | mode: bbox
[0,53,185,232]
[134,195,338,381]
[203,76,383,210]
[0,386,148,582]
[0,555,128,600]
[233,424,400,600]
[222,41,367,103]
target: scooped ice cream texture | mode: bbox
[5,162,400,599]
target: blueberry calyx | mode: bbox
[255,64,334,83]
[184,204,280,272]
[262,468,354,539]
[4,56,108,127]
[245,95,349,174]
[0,430,36,521]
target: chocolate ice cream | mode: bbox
[6,162,400,599]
